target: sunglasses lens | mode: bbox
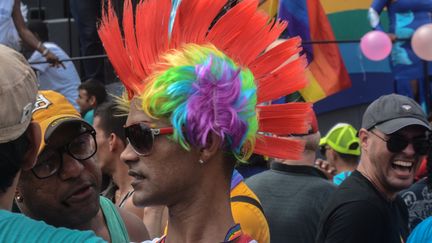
[387,136,409,153]
[413,139,429,155]
[126,123,153,155]
[387,135,429,155]
[69,132,97,160]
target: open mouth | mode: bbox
[391,161,414,173]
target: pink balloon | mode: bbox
[412,24,432,61]
[360,31,392,61]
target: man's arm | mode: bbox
[12,0,62,67]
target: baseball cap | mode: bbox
[0,44,38,143]
[320,123,360,156]
[32,90,93,154]
[361,94,431,134]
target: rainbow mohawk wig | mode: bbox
[98,0,312,161]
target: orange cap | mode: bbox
[32,90,91,154]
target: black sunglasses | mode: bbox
[124,122,174,156]
[369,130,429,156]
[32,131,97,179]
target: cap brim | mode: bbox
[376,117,431,134]
[319,137,327,146]
[38,115,92,154]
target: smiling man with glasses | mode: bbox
[15,90,149,243]
[317,94,431,243]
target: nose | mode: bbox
[59,154,85,180]
[121,143,139,167]
[402,142,416,157]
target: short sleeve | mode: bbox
[28,51,50,73]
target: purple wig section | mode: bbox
[186,56,248,150]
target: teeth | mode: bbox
[393,161,413,167]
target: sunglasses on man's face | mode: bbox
[124,122,174,156]
[369,130,430,156]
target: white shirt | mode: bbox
[0,0,20,50]
[29,42,80,110]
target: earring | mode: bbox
[15,195,23,203]
[199,159,205,164]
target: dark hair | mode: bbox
[27,20,49,43]
[0,132,29,193]
[335,151,360,163]
[79,79,107,105]
[94,101,127,143]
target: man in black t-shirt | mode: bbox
[316,94,431,243]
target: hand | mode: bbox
[45,51,65,69]
[315,158,337,179]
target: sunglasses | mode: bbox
[369,130,429,156]
[124,122,174,156]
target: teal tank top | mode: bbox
[99,196,130,243]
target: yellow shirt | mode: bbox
[230,181,270,243]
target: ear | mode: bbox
[109,133,125,152]
[21,122,42,170]
[358,128,369,153]
[200,132,223,162]
[328,148,336,161]
[89,95,97,106]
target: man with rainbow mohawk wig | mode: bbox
[98,0,311,242]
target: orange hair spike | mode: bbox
[134,0,170,77]
[207,0,287,66]
[98,0,140,98]
[250,37,303,79]
[258,103,312,135]
[257,56,308,103]
[171,0,227,48]
[255,136,305,161]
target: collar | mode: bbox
[270,162,328,180]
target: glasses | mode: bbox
[369,130,429,156]
[32,131,97,179]
[124,122,174,156]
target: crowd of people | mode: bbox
[1,0,432,243]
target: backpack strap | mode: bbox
[231,196,265,215]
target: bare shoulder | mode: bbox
[118,206,150,242]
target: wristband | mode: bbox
[37,41,43,50]
[42,48,49,57]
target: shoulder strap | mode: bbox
[230,196,265,215]
[99,196,130,243]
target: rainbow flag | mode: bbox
[278,0,351,102]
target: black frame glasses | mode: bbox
[369,129,429,156]
[31,130,97,179]
[124,122,174,156]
